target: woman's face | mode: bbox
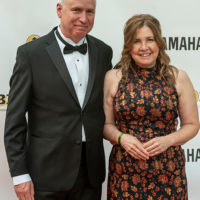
[130,26,159,68]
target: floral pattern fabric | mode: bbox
[107,66,187,200]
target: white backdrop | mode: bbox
[0,0,200,199]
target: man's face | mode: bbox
[57,0,96,43]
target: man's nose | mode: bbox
[80,12,88,23]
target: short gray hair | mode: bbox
[60,0,96,7]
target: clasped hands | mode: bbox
[120,134,172,160]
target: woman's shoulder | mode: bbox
[172,67,193,96]
[104,68,122,97]
[168,65,188,81]
[105,68,122,82]
[172,67,189,82]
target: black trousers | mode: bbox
[34,143,102,200]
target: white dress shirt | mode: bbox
[56,26,89,142]
[13,26,89,185]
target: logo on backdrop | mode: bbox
[195,90,200,108]
[195,90,199,101]
[26,35,40,43]
[163,37,200,50]
[183,148,200,162]
[0,94,8,111]
[183,90,200,163]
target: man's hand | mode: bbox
[14,181,34,200]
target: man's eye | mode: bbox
[72,9,81,12]
[87,10,94,14]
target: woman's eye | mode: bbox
[147,38,154,41]
[134,40,140,43]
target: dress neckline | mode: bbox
[135,65,157,72]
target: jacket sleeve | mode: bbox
[4,46,32,177]
[106,45,113,71]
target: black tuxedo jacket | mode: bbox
[4,27,112,191]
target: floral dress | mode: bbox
[107,65,187,200]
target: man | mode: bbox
[4,0,112,199]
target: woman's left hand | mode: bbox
[143,136,172,157]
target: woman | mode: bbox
[103,14,199,200]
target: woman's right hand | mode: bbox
[120,134,149,160]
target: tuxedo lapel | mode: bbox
[82,36,97,109]
[46,29,80,107]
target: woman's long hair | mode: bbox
[115,14,177,87]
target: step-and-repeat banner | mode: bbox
[1,0,200,199]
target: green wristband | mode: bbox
[118,132,124,145]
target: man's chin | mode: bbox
[75,32,88,39]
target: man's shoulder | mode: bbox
[87,34,112,50]
[18,29,55,53]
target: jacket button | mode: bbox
[75,140,81,145]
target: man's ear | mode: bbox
[57,3,62,18]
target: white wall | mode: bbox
[1,0,200,199]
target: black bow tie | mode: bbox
[56,29,87,55]
[63,43,87,55]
